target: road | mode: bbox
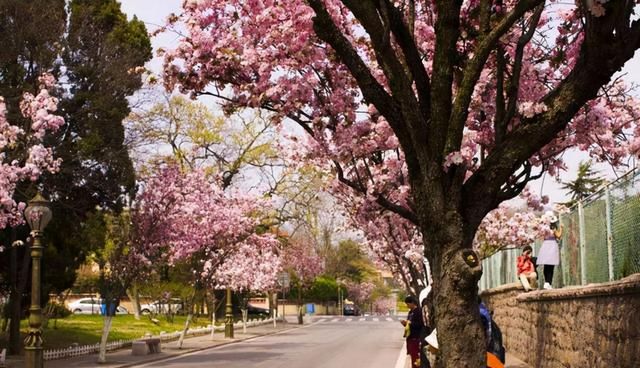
[132,316,406,368]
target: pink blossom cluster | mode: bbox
[372,296,396,315]
[475,205,544,255]
[207,235,282,291]
[0,74,64,229]
[345,280,375,306]
[474,187,566,256]
[282,237,324,286]
[131,164,282,290]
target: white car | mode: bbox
[140,298,183,315]
[67,298,128,315]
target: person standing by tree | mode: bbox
[401,296,425,368]
[537,212,563,289]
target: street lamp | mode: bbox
[224,287,234,338]
[277,272,290,322]
[23,193,52,368]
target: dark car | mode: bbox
[247,304,270,317]
[343,304,360,316]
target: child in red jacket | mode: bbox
[517,245,537,291]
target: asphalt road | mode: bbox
[132,316,406,368]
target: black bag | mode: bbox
[488,319,506,363]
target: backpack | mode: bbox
[488,319,506,363]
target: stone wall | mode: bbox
[480,274,640,368]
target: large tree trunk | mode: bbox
[419,203,485,368]
[126,284,141,320]
[98,315,114,363]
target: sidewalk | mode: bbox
[4,320,300,368]
[505,353,531,368]
[402,353,531,368]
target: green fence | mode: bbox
[480,167,640,290]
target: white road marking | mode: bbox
[345,318,353,322]
[359,317,366,321]
[373,318,379,322]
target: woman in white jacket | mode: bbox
[537,211,563,289]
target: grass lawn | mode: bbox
[0,314,220,350]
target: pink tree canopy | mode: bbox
[131,164,282,290]
[0,74,64,231]
[162,1,640,235]
[282,236,324,286]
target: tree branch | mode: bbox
[463,8,640,242]
[503,4,545,130]
[447,0,544,155]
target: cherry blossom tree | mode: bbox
[0,74,64,231]
[163,1,640,365]
[130,164,282,344]
[281,235,324,323]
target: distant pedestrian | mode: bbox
[517,245,537,291]
[537,211,563,289]
[401,296,424,368]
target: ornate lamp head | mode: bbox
[24,193,52,232]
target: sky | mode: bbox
[119,0,640,205]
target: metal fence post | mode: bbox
[578,200,587,285]
[604,186,615,281]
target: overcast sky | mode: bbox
[119,0,640,204]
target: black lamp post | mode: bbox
[23,193,52,368]
[224,287,234,338]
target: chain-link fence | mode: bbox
[480,167,640,290]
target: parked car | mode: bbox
[140,298,183,315]
[343,303,360,316]
[247,304,270,317]
[68,298,127,315]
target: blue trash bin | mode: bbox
[306,303,315,314]
[100,302,117,316]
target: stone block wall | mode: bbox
[480,274,640,368]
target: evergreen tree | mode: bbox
[561,161,606,207]
[0,0,151,353]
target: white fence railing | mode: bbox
[43,318,274,361]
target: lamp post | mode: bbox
[224,287,234,338]
[23,193,52,368]
[277,272,290,322]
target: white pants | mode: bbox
[519,272,537,290]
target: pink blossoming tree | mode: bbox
[281,235,324,323]
[163,1,640,365]
[131,164,282,344]
[0,74,64,232]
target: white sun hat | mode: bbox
[425,329,438,350]
[544,210,558,223]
